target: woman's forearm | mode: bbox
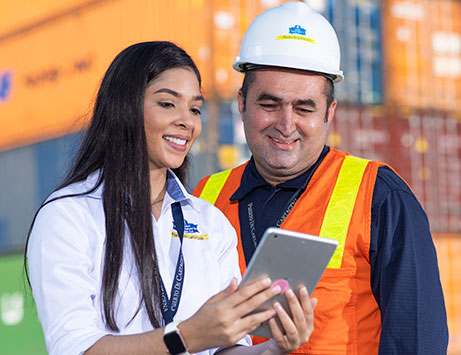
[85,330,167,355]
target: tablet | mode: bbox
[241,227,338,338]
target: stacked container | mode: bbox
[328,105,461,234]
[314,0,384,105]
[383,0,461,113]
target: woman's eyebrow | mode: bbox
[154,88,181,96]
[154,88,204,102]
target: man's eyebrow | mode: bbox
[256,92,283,102]
[154,88,204,102]
[293,98,317,108]
[256,93,317,108]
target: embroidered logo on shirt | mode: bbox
[172,219,208,240]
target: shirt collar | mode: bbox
[84,171,103,198]
[231,145,330,201]
[163,168,198,211]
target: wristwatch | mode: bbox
[163,321,191,355]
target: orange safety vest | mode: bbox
[193,148,384,354]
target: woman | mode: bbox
[25,41,315,355]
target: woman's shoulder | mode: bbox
[38,173,104,225]
[47,172,102,202]
[188,194,225,216]
[186,194,236,235]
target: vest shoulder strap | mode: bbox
[321,154,369,268]
[197,162,248,206]
[198,168,233,205]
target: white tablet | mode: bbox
[240,227,338,338]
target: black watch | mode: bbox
[163,321,191,355]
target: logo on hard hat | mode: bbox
[289,25,306,36]
[275,25,315,44]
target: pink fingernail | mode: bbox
[272,279,289,294]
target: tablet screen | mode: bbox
[241,227,338,338]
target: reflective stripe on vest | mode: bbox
[199,155,369,269]
[199,168,232,205]
[321,155,368,269]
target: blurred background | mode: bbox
[0,0,460,353]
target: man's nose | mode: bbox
[275,106,296,136]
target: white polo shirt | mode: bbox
[27,170,250,355]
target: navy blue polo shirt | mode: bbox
[230,145,448,354]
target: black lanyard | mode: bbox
[246,188,302,250]
[161,202,185,325]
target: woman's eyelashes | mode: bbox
[157,101,201,116]
[158,101,175,109]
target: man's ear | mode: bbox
[237,89,245,120]
[326,99,337,124]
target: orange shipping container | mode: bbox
[0,0,213,151]
[1,0,278,151]
[433,234,461,355]
[383,0,461,113]
[209,0,291,99]
[0,0,94,34]
[0,0,293,152]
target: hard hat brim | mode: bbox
[233,57,344,83]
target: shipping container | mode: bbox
[328,105,461,234]
[306,0,384,105]
[0,0,216,151]
[0,0,292,152]
[391,110,461,233]
[210,0,290,98]
[0,0,95,35]
[433,233,461,355]
[0,133,81,254]
[328,104,390,161]
[383,0,461,113]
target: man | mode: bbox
[194,1,448,354]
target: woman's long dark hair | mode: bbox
[24,41,201,331]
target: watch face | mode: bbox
[164,331,187,354]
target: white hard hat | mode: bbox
[233,1,344,83]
